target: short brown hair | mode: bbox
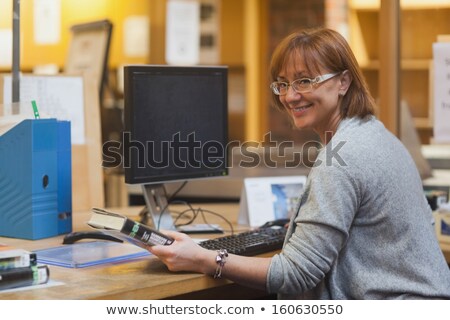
[269,28,375,119]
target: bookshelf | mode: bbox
[349,0,450,143]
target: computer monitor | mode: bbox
[123,65,228,230]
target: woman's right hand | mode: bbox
[147,230,216,275]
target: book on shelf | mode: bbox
[0,248,37,270]
[87,208,174,248]
[0,264,49,291]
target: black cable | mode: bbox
[196,208,234,235]
[140,181,235,234]
[171,205,234,235]
[167,181,188,200]
[140,181,189,228]
[171,201,198,226]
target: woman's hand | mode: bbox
[149,230,271,291]
[147,230,216,274]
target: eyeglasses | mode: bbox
[270,72,340,96]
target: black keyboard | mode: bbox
[199,226,287,256]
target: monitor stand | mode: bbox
[141,183,224,234]
[141,184,176,231]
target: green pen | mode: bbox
[31,100,40,119]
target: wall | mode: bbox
[0,0,325,144]
[0,0,245,68]
[0,0,151,70]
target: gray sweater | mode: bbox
[267,116,450,299]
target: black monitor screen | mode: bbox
[123,65,228,185]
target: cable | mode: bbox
[155,183,189,230]
[172,205,234,235]
[167,181,188,200]
[195,208,234,234]
[139,181,235,234]
[139,181,189,228]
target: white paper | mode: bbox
[33,0,61,45]
[2,75,85,144]
[433,42,450,143]
[238,176,307,227]
[0,29,13,67]
[165,0,200,65]
[123,16,150,57]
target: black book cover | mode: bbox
[88,208,174,247]
[0,265,49,290]
[120,218,174,246]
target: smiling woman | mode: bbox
[148,27,450,300]
[268,28,375,143]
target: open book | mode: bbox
[87,208,174,247]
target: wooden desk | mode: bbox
[1,203,449,299]
[0,204,270,300]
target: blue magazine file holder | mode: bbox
[0,119,72,239]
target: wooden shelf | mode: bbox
[414,117,433,129]
[349,0,379,11]
[350,0,450,10]
[359,60,380,70]
[360,59,431,70]
[349,1,450,143]
[401,59,431,70]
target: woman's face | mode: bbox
[277,54,344,140]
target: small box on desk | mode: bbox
[434,211,450,244]
[0,119,72,239]
[425,190,448,210]
[424,185,449,211]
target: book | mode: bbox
[0,248,37,270]
[87,208,174,247]
[0,264,49,291]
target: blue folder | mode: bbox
[34,241,151,268]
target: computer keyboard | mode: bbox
[199,226,287,256]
